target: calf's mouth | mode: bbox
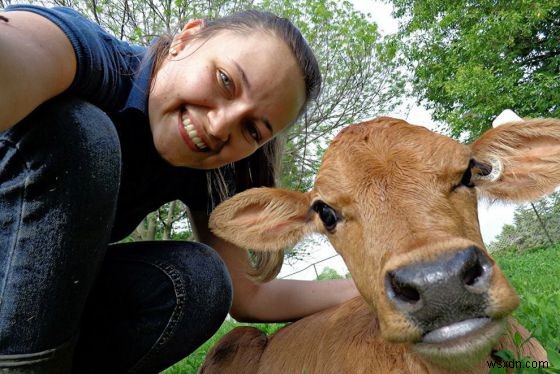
[413,317,506,368]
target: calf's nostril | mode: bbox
[388,271,421,304]
[460,246,492,292]
[462,259,483,286]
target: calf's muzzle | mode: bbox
[385,246,493,333]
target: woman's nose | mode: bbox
[208,103,250,142]
[207,116,231,143]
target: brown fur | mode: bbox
[201,298,547,373]
[205,117,559,373]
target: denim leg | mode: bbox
[72,241,233,374]
[0,98,121,371]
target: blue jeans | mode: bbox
[0,98,232,373]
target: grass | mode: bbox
[492,244,560,362]
[165,245,560,373]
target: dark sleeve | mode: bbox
[4,5,144,111]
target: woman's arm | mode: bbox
[189,209,360,322]
[0,11,76,131]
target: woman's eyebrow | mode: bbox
[233,61,251,91]
[261,117,273,136]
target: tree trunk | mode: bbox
[145,212,157,240]
[162,200,177,240]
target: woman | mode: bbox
[0,5,358,373]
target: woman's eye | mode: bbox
[246,122,262,143]
[218,70,233,91]
[312,201,339,232]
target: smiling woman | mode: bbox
[0,5,363,373]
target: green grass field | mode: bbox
[492,245,560,361]
[165,244,560,373]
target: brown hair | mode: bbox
[150,10,321,117]
[149,10,321,282]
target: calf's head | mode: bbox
[209,117,560,368]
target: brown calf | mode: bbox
[202,117,556,373]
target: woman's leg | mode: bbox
[0,98,121,372]
[73,241,233,374]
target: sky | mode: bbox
[278,0,519,280]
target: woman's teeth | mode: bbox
[182,114,208,151]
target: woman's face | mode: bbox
[148,22,306,169]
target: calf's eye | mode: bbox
[460,161,474,188]
[457,159,495,190]
[312,201,339,232]
[452,159,475,190]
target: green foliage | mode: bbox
[493,244,560,356]
[491,327,556,374]
[121,200,193,242]
[260,0,405,191]
[548,350,560,373]
[316,266,344,280]
[388,0,560,140]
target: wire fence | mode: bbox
[279,253,342,279]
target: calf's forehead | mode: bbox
[314,118,472,209]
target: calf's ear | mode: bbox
[209,187,315,251]
[470,118,560,202]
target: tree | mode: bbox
[490,191,560,252]
[126,200,193,241]
[387,0,560,140]
[263,0,405,191]
[317,266,343,280]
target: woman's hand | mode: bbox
[0,11,75,131]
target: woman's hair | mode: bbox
[149,10,322,282]
[150,9,321,118]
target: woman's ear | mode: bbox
[171,19,205,54]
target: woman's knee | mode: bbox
[18,97,121,200]
[115,241,233,319]
[144,242,233,372]
[0,98,122,357]
[2,97,121,208]
[170,242,233,315]
[1,97,121,244]
[75,241,233,373]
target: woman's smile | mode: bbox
[179,109,210,152]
